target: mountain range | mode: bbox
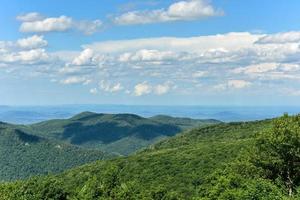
[0,112,218,181]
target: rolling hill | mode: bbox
[0,122,108,181]
[2,116,296,199]
[25,112,219,155]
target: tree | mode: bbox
[254,114,300,196]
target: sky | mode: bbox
[1,0,300,106]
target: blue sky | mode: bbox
[1,0,300,105]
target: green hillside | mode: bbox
[2,115,298,199]
[150,115,219,130]
[0,122,108,181]
[25,112,218,155]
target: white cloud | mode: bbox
[61,76,90,85]
[133,81,173,96]
[65,48,111,69]
[16,12,44,22]
[153,82,172,95]
[256,31,300,44]
[84,32,260,54]
[119,49,180,64]
[20,16,73,33]
[99,80,124,93]
[17,49,48,62]
[76,20,103,35]
[134,82,152,96]
[0,35,48,51]
[232,63,300,82]
[232,63,279,74]
[18,13,102,35]
[72,48,94,66]
[16,35,47,49]
[0,36,51,65]
[114,0,222,25]
[168,0,222,19]
[0,48,49,64]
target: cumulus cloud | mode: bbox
[18,13,102,35]
[153,82,172,95]
[119,49,181,64]
[114,0,222,25]
[256,31,300,44]
[0,48,49,65]
[72,48,94,66]
[16,12,44,22]
[134,82,152,96]
[99,80,124,93]
[0,35,48,51]
[14,49,49,63]
[133,81,173,96]
[62,49,109,75]
[17,35,48,49]
[20,16,73,33]
[0,36,50,65]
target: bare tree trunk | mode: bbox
[287,169,293,197]
[288,187,292,197]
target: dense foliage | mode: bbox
[0,123,108,181]
[254,114,300,196]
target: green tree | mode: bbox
[255,114,300,196]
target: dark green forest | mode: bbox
[0,122,108,181]
[1,114,299,199]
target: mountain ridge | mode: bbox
[25,112,220,155]
[0,112,219,181]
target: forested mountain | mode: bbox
[0,122,108,181]
[2,115,298,199]
[0,112,216,181]
[25,112,218,155]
